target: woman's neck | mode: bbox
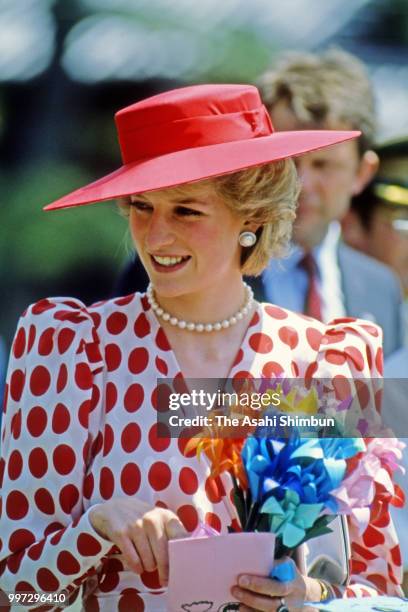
[152,275,248,325]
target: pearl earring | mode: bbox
[239,231,257,247]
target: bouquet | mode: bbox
[186,379,405,559]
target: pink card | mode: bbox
[167,532,275,611]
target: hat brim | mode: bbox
[44,129,360,211]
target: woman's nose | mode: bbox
[145,213,175,250]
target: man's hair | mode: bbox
[258,48,376,154]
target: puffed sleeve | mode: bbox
[0,298,114,606]
[314,317,404,598]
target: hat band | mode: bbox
[117,106,274,165]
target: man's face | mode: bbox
[271,101,361,249]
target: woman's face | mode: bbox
[128,182,246,298]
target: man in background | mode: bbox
[254,49,403,358]
[343,137,408,345]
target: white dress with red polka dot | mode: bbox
[0,293,404,610]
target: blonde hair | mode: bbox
[259,48,376,154]
[118,159,299,276]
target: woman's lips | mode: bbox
[150,255,191,273]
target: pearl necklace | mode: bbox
[146,282,254,332]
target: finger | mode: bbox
[238,575,291,597]
[165,515,187,540]
[130,522,156,573]
[232,586,280,612]
[144,514,170,586]
[114,534,143,574]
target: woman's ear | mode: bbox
[242,220,261,233]
[352,150,379,196]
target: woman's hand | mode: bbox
[89,498,187,586]
[231,557,321,611]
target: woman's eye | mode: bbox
[176,206,203,217]
[131,200,152,211]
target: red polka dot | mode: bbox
[10,369,25,401]
[29,447,48,478]
[179,467,198,495]
[13,327,26,358]
[124,383,144,412]
[77,533,102,556]
[6,491,29,519]
[27,405,47,437]
[59,484,80,514]
[7,549,24,574]
[306,327,323,351]
[115,294,135,306]
[52,403,70,434]
[278,326,299,349]
[148,423,171,452]
[107,311,128,335]
[27,539,45,560]
[78,399,91,428]
[8,450,23,480]
[105,382,118,412]
[103,424,115,456]
[375,347,383,374]
[232,348,243,367]
[291,361,299,376]
[304,361,318,382]
[119,589,145,612]
[44,522,64,537]
[56,363,68,393]
[105,343,122,371]
[366,573,387,593]
[53,445,76,475]
[155,356,168,375]
[57,550,81,575]
[155,328,171,351]
[134,312,150,338]
[15,580,35,594]
[38,327,55,356]
[178,436,196,458]
[32,299,56,315]
[8,528,35,552]
[205,512,221,533]
[325,350,346,365]
[91,432,103,457]
[27,324,36,352]
[177,504,198,532]
[98,573,120,595]
[148,462,171,491]
[75,362,93,390]
[361,324,379,337]
[390,544,402,566]
[262,362,284,378]
[57,328,76,353]
[151,384,173,412]
[249,332,273,353]
[35,488,55,514]
[140,569,162,590]
[363,525,385,548]
[128,347,149,374]
[265,305,288,319]
[332,375,352,401]
[37,568,60,592]
[355,380,371,410]
[121,463,141,495]
[30,365,51,396]
[11,409,22,439]
[100,467,115,499]
[85,595,100,612]
[83,473,94,499]
[345,346,365,371]
[121,423,141,453]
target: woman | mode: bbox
[0,84,403,611]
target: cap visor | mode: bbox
[44,130,360,211]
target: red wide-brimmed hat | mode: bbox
[44,83,359,211]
